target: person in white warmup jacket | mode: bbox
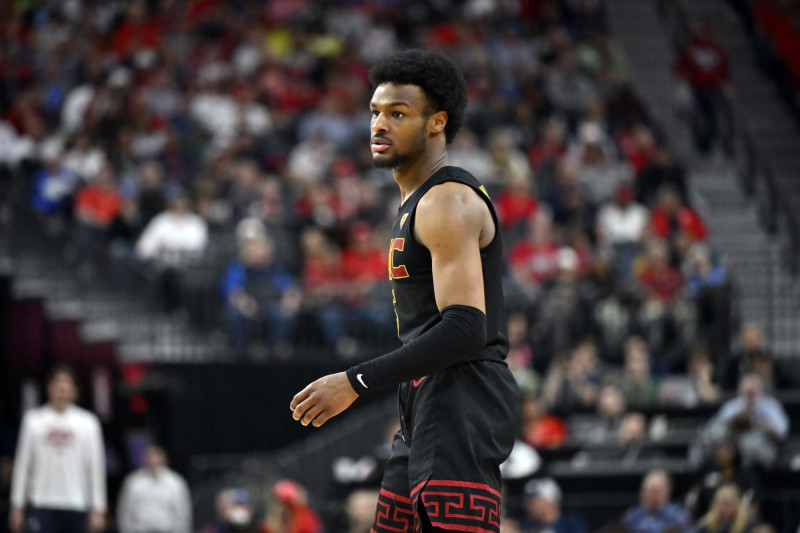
[9,366,106,533]
[117,445,192,533]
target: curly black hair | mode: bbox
[369,49,468,144]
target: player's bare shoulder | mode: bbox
[415,181,494,249]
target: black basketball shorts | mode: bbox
[371,360,520,533]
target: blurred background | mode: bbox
[1,0,800,532]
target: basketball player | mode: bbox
[290,49,520,533]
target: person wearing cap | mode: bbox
[206,488,258,533]
[520,478,587,533]
[260,480,321,533]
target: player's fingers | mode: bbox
[290,386,311,412]
[311,410,331,427]
[291,396,314,421]
[301,403,325,427]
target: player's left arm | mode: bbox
[290,182,492,428]
[416,181,488,313]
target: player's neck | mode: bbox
[393,150,450,204]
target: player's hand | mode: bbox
[9,508,23,533]
[88,511,106,532]
[290,372,358,427]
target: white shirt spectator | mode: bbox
[117,466,192,533]
[61,84,95,134]
[191,91,272,151]
[597,202,649,244]
[11,405,106,513]
[136,207,208,267]
[63,145,106,182]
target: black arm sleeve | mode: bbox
[345,305,487,394]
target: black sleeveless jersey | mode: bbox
[387,166,508,363]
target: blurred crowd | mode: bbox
[2,0,799,532]
[0,0,737,362]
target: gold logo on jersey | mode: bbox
[399,213,409,228]
[479,185,490,199]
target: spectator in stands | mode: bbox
[520,395,568,449]
[570,123,632,207]
[706,374,789,469]
[618,412,648,451]
[205,488,257,533]
[74,164,124,263]
[685,245,732,373]
[260,479,321,533]
[117,444,192,533]
[302,224,393,354]
[9,366,106,533]
[618,336,660,409]
[673,19,734,157]
[488,128,532,187]
[520,477,588,533]
[651,185,707,244]
[339,222,392,321]
[30,143,77,231]
[686,441,759,521]
[545,49,598,125]
[543,340,603,412]
[635,148,688,207]
[527,117,567,174]
[622,470,692,533]
[448,128,494,184]
[343,489,379,533]
[721,323,800,393]
[696,484,754,533]
[597,184,649,279]
[136,189,208,311]
[534,247,594,358]
[569,382,628,445]
[636,238,687,355]
[509,209,560,301]
[222,219,301,358]
[684,243,727,298]
[496,165,540,233]
[63,131,106,183]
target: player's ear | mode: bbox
[429,110,447,136]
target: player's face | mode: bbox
[369,83,432,168]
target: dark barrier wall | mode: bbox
[151,363,393,474]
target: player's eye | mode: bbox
[392,112,404,118]
[371,110,380,118]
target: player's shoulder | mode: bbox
[420,167,485,211]
[418,180,484,221]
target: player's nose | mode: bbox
[371,112,388,134]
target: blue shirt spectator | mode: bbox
[622,470,692,533]
[31,159,77,215]
[221,219,300,357]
